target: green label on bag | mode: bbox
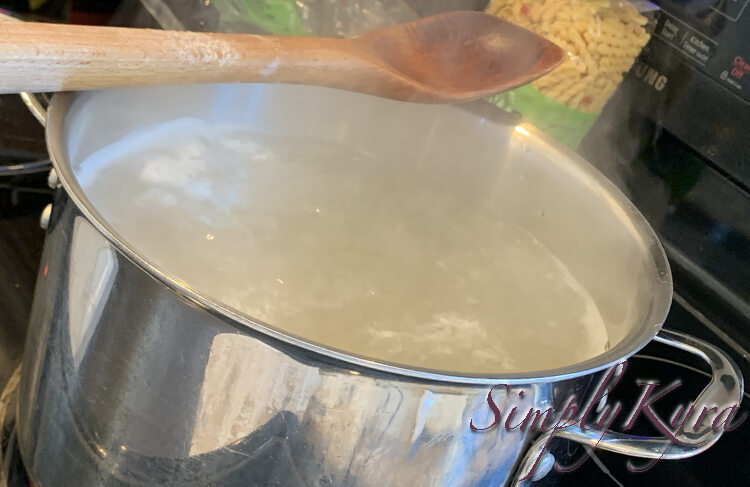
[487,85,600,149]
[213,0,311,36]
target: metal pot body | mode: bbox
[18,196,592,486]
[17,84,684,486]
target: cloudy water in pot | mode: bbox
[75,117,609,374]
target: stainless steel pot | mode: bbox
[17,84,742,486]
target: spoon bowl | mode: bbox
[357,12,564,101]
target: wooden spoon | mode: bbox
[0,11,564,103]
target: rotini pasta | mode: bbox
[486,0,651,113]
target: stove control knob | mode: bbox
[40,203,52,230]
[47,168,60,189]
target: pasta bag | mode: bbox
[485,0,654,148]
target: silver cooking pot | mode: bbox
[17,84,742,486]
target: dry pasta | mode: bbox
[486,0,651,113]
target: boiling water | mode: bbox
[76,118,610,374]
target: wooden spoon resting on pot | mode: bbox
[0,11,564,103]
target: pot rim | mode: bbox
[45,87,673,386]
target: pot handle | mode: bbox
[20,91,49,128]
[0,92,51,177]
[0,92,52,177]
[514,328,744,485]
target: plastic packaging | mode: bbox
[206,0,416,37]
[485,0,655,148]
[135,0,651,148]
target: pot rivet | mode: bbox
[47,168,60,189]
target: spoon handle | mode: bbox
[0,22,368,94]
